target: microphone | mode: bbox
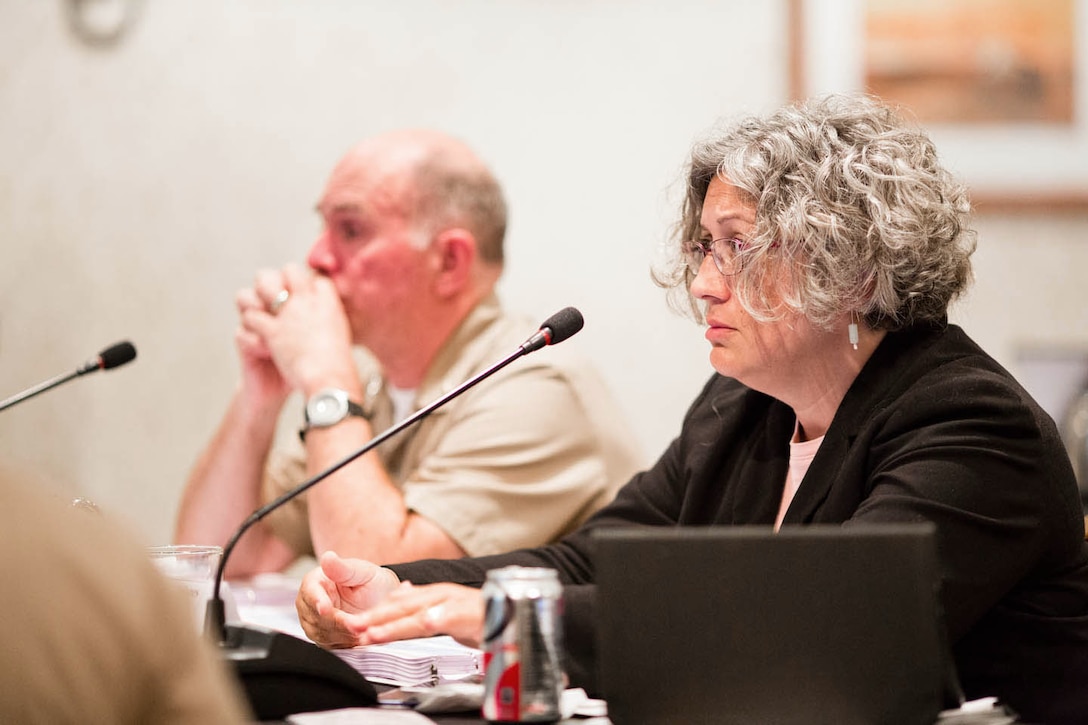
[519,306,584,353]
[0,341,137,413]
[205,307,584,719]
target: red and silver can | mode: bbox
[481,566,564,723]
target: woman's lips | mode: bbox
[705,319,736,342]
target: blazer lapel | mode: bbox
[779,322,945,525]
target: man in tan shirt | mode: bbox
[176,129,643,576]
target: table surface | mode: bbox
[230,576,1017,725]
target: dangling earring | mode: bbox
[848,312,859,351]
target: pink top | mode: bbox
[775,423,824,531]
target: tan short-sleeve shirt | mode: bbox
[261,294,645,558]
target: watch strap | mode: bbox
[299,392,371,442]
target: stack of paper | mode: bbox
[230,573,482,687]
[334,636,483,687]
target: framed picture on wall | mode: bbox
[787,0,1088,212]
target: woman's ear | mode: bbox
[431,229,476,297]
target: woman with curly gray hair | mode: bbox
[661,92,975,333]
[296,94,1088,724]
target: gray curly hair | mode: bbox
[655,93,976,331]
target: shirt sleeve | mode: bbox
[402,363,619,555]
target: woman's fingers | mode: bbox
[362,582,485,647]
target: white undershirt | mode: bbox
[387,385,417,425]
[774,422,824,531]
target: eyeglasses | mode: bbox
[682,237,747,276]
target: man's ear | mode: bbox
[431,229,476,297]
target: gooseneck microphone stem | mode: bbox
[0,369,84,413]
[206,307,585,644]
[0,341,138,413]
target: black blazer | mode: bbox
[393,322,1088,723]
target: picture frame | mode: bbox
[787,0,1088,212]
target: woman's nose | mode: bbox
[689,254,730,301]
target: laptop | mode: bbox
[593,524,955,725]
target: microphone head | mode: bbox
[540,307,584,346]
[99,341,137,370]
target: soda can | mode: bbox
[481,566,564,722]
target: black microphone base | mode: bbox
[219,624,378,720]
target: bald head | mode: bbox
[332,130,507,265]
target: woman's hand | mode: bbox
[296,551,486,649]
[357,580,486,649]
[296,551,401,648]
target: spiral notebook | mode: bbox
[593,524,955,725]
[333,636,483,686]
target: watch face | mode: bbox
[307,390,348,426]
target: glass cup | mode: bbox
[148,544,223,631]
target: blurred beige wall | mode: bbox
[0,0,1085,545]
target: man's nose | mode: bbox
[307,232,336,273]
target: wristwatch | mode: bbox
[299,388,370,441]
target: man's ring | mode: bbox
[269,289,290,314]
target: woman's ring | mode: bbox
[269,289,290,314]
[423,604,446,626]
